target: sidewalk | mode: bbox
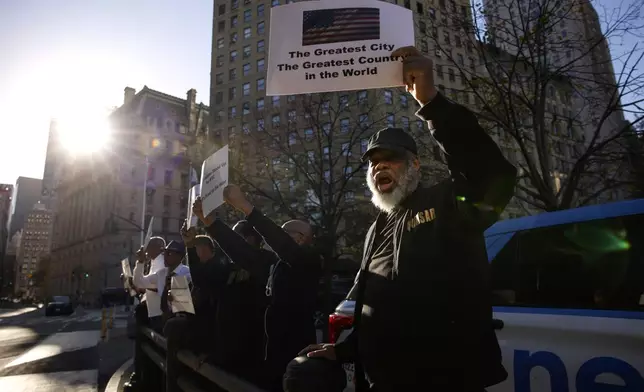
[97,316,134,392]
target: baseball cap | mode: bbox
[361,127,418,162]
[164,240,186,255]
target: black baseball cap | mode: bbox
[164,240,186,255]
[361,127,418,162]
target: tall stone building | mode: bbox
[49,87,208,304]
[41,120,67,211]
[14,202,53,298]
[0,184,14,295]
[206,0,484,255]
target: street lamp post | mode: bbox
[140,156,150,247]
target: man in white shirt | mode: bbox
[137,237,166,330]
[134,240,191,330]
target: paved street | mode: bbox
[0,306,129,391]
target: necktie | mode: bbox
[161,271,176,316]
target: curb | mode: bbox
[105,358,134,392]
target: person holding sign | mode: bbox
[297,46,516,392]
[192,191,322,392]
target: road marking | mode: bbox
[5,330,100,368]
[0,369,97,391]
[0,308,38,319]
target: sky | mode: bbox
[0,0,213,185]
[0,0,641,185]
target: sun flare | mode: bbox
[57,114,112,156]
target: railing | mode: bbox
[139,325,268,392]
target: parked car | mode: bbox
[328,198,644,392]
[45,295,74,317]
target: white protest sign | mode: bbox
[266,0,415,95]
[170,276,195,314]
[186,184,201,228]
[200,145,229,217]
[121,258,137,297]
[143,217,154,248]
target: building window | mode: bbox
[272,114,280,127]
[256,98,264,110]
[231,0,239,10]
[257,4,265,17]
[272,96,280,107]
[344,166,353,178]
[304,128,314,141]
[229,68,237,80]
[289,133,297,145]
[242,63,251,76]
[386,113,395,127]
[218,4,226,15]
[215,91,223,104]
[231,15,238,27]
[400,94,408,108]
[287,95,296,103]
[244,9,251,22]
[322,100,330,114]
[230,50,237,62]
[257,118,265,131]
[383,90,393,104]
[357,90,367,104]
[216,55,224,67]
[359,113,369,128]
[436,64,444,78]
[244,27,251,39]
[229,86,237,100]
[243,82,250,96]
[218,21,225,33]
[361,139,368,153]
[342,142,351,156]
[401,116,410,130]
[448,68,455,82]
[288,110,297,122]
[242,102,250,115]
[243,122,250,134]
[339,94,348,107]
[228,106,237,119]
[257,22,265,35]
[216,73,224,85]
[230,32,238,45]
[322,122,331,135]
[243,45,251,58]
[340,118,350,133]
[272,0,280,6]
[217,38,224,48]
[257,40,265,53]
[162,218,170,233]
[257,58,265,72]
[257,78,265,91]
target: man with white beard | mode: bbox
[299,46,517,392]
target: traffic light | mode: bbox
[84,273,89,278]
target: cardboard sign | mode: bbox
[186,184,201,228]
[200,145,229,217]
[266,0,414,95]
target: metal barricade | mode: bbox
[138,325,268,392]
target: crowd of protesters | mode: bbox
[121,46,517,392]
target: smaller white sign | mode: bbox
[200,145,229,217]
[121,258,136,297]
[186,184,201,228]
[266,0,415,95]
[170,276,195,314]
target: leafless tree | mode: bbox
[418,0,644,212]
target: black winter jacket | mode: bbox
[245,209,322,368]
[204,220,274,368]
[334,93,516,391]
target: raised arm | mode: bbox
[133,262,159,290]
[393,46,516,224]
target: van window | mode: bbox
[490,214,644,311]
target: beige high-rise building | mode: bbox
[15,202,53,297]
[49,87,208,304]
[206,0,485,249]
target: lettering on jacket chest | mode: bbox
[405,208,436,232]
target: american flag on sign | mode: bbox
[302,8,380,46]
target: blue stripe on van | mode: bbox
[494,306,644,320]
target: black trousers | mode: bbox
[133,304,164,391]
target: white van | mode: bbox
[329,199,644,391]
